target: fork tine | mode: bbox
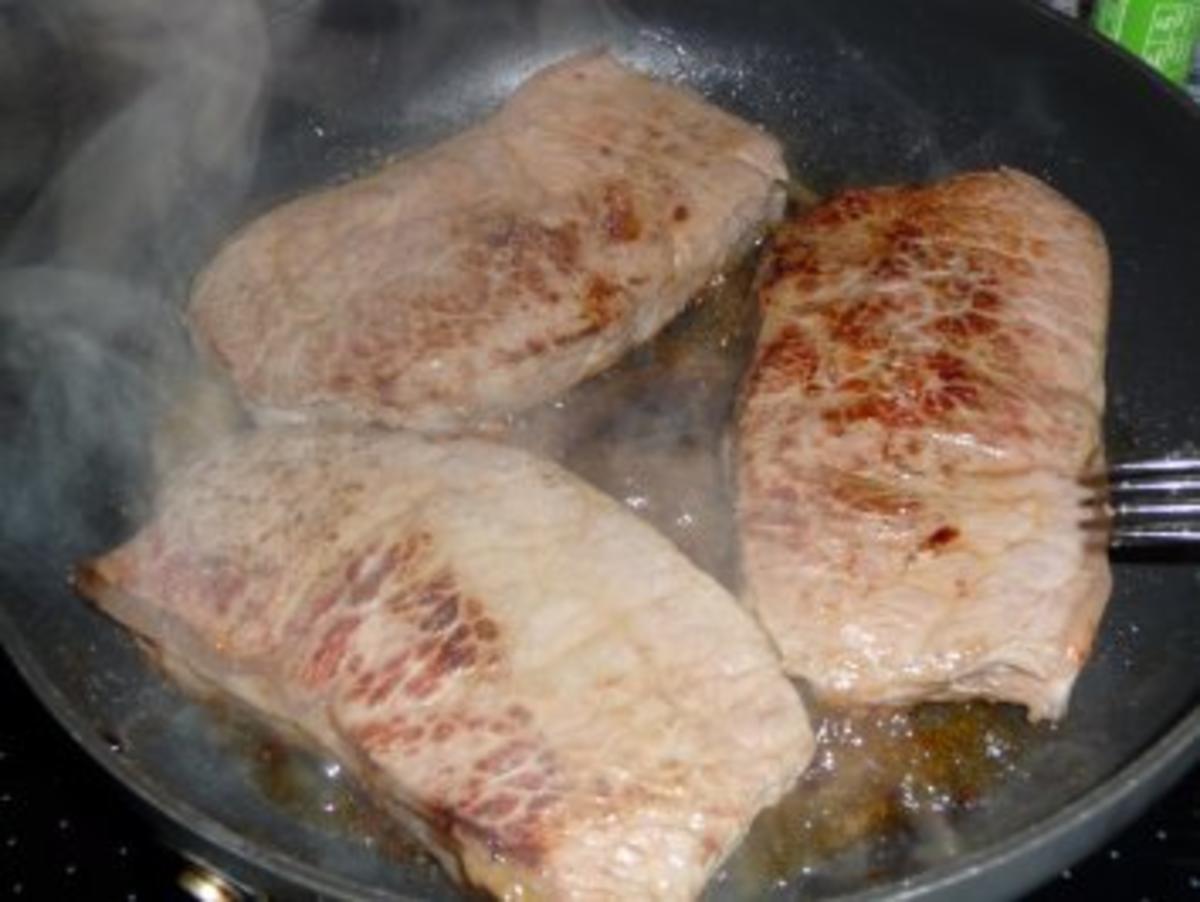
[1110,528,1200,546]
[1107,476,1200,494]
[1090,456,1200,547]
[1112,502,1200,517]
[1108,457,1200,474]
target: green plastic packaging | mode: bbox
[1093,0,1200,84]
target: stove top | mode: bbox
[1,650,1197,901]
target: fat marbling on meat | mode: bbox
[78,427,812,899]
[189,51,786,432]
[737,169,1111,720]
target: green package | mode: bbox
[1093,0,1200,84]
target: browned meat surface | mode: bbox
[736,169,1111,720]
[78,427,812,900]
[189,52,786,432]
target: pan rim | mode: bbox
[1014,0,1200,127]
[2,0,1200,898]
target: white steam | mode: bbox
[0,0,270,557]
[6,0,268,278]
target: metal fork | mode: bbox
[1088,458,1200,547]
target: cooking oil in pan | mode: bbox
[203,698,443,877]
[710,701,1035,898]
[215,696,1035,898]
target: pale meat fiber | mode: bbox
[189,51,787,432]
[77,428,813,900]
[737,169,1112,720]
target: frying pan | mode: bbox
[2,0,1200,898]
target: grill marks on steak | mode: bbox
[78,428,812,899]
[737,169,1111,720]
[750,180,1100,472]
[189,52,787,432]
[278,530,569,869]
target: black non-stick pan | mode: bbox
[2,0,1200,899]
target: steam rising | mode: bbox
[0,0,268,558]
[0,0,645,564]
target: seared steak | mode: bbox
[737,169,1111,720]
[190,52,786,432]
[79,427,812,899]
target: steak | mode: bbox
[189,52,786,432]
[78,427,812,899]
[736,169,1111,720]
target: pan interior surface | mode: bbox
[1,1,1199,900]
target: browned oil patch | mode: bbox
[719,700,1036,895]
[204,700,438,873]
